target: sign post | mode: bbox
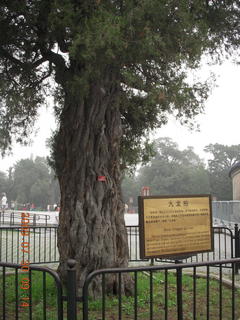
[139,194,213,260]
[139,194,213,320]
[176,259,183,320]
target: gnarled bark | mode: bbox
[55,72,130,294]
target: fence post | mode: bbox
[67,259,77,320]
[33,214,36,226]
[234,224,240,274]
[175,260,183,320]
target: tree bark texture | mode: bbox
[55,71,129,293]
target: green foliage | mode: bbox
[1,269,239,319]
[9,157,60,209]
[122,140,240,203]
[137,137,210,196]
[0,1,240,168]
[121,137,210,205]
[0,170,8,194]
[0,271,60,319]
[87,271,240,320]
[121,175,139,206]
[204,143,240,200]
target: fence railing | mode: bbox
[82,258,240,320]
[0,225,239,266]
[1,258,240,320]
[0,226,59,264]
[127,225,235,265]
[0,261,64,320]
[212,201,240,224]
[0,211,52,226]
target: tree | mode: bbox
[11,157,51,208]
[121,175,139,207]
[204,143,240,200]
[48,167,61,206]
[1,1,240,291]
[1,156,60,209]
[0,170,8,195]
[137,138,210,195]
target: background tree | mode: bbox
[136,138,210,196]
[121,175,139,208]
[48,167,61,206]
[0,156,60,209]
[204,143,240,200]
[1,1,240,291]
[0,170,8,196]
[11,157,52,208]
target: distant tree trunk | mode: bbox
[55,71,130,293]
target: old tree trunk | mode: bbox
[55,71,130,293]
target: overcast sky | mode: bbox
[155,60,240,161]
[1,60,240,173]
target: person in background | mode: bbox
[1,193,8,211]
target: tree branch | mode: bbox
[4,65,19,86]
[0,47,48,72]
[29,62,53,87]
[0,48,24,67]
[40,49,69,85]
[32,57,47,68]
[42,50,67,70]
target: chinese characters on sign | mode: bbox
[139,195,213,259]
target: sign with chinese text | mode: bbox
[139,195,213,259]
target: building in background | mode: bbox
[229,162,240,200]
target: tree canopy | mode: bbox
[204,143,240,200]
[138,137,210,194]
[122,141,240,204]
[0,170,8,195]
[1,1,240,165]
[122,138,210,206]
[0,157,60,209]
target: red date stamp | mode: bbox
[19,212,31,308]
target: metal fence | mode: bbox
[0,225,238,266]
[127,225,235,265]
[82,258,240,320]
[2,201,240,228]
[0,261,64,320]
[0,226,59,264]
[212,201,240,225]
[0,211,52,226]
[1,258,240,320]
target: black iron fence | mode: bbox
[127,225,236,265]
[234,224,240,273]
[0,225,239,266]
[0,261,64,320]
[1,258,240,320]
[0,226,59,264]
[82,258,240,320]
[0,211,52,226]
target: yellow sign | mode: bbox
[139,195,213,259]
